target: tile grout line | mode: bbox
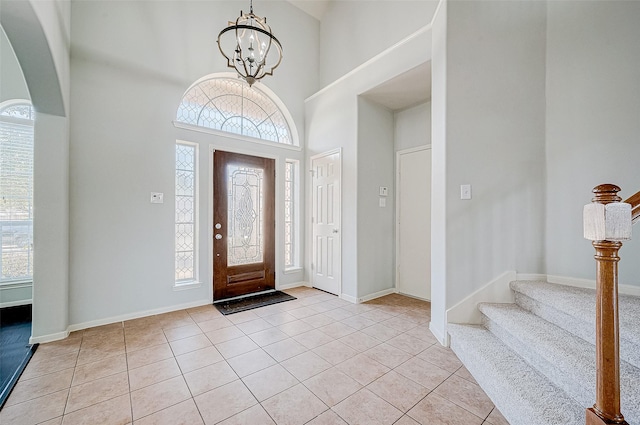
[8,291,448,425]
[125,333,134,425]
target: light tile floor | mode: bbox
[0,287,510,425]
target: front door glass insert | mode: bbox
[227,165,264,266]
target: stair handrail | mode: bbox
[625,190,640,224]
[583,184,634,425]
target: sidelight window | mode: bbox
[175,142,198,283]
[284,159,299,270]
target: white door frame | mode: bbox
[310,148,342,296]
[395,145,431,300]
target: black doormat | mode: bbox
[214,291,296,315]
[1,305,37,410]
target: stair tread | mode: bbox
[510,280,640,346]
[448,323,585,425]
[478,302,640,423]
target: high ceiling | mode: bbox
[287,0,331,20]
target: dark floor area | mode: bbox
[0,304,36,410]
[214,290,296,315]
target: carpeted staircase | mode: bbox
[448,280,640,425]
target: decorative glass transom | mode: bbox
[176,77,294,145]
[1,104,35,120]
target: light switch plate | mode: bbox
[151,192,164,204]
[379,186,388,196]
[379,197,386,207]
[460,184,472,200]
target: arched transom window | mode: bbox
[176,75,296,146]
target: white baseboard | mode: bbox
[278,281,311,290]
[358,287,397,303]
[547,274,640,297]
[0,299,32,308]
[446,270,517,325]
[340,293,357,304]
[516,273,547,281]
[30,330,69,345]
[430,321,448,347]
[30,299,212,345]
[68,299,212,333]
[516,273,640,297]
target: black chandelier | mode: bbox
[216,0,283,87]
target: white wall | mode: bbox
[306,27,432,300]
[0,27,29,101]
[357,97,395,298]
[68,0,317,326]
[31,0,70,117]
[431,0,547,342]
[395,102,431,152]
[545,1,640,287]
[319,0,439,87]
[33,111,70,338]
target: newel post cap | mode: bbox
[584,202,632,241]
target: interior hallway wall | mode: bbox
[395,102,431,152]
[357,97,395,299]
[430,0,547,343]
[545,0,640,287]
[306,27,432,300]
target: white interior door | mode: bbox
[311,150,341,295]
[397,146,431,300]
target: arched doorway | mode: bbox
[0,0,69,405]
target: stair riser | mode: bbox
[514,292,640,369]
[481,314,592,407]
[449,337,541,425]
[448,325,585,425]
[481,311,640,425]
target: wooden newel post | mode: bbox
[584,184,629,425]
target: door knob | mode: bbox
[215,223,222,230]
[215,234,222,240]
[333,229,339,233]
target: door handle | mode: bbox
[215,234,222,240]
[332,229,339,233]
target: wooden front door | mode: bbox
[213,150,275,300]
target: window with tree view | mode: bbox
[0,101,34,284]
